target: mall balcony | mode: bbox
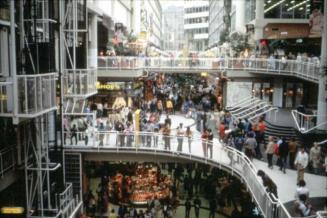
[95,56,320,83]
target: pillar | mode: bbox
[235,0,245,33]
[317,0,327,130]
[254,0,264,40]
[272,78,283,108]
[89,14,98,68]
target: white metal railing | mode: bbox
[17,73,57,117]
[0,81,13,115]
[232,101,268,117]
[226,96,258,110]
[56,183,81,218]
[317,211,327,218]
[95,56,320,83]
[63,130,294,218]
[63,69,97,98]
[227,97,278,123]
[0,146,15,178]
[228,97,262,113]
[291,110,327,133]
[248,107,279,122]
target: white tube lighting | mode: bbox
[264,0,286,13]
[287,0,310,11]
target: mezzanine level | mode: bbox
[94,56,321,83]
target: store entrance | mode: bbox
[82,161,263,218]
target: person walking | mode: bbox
[295,180,309,200]
[244,132,257,161]
[193,196,201,218]
[176,123,184,153]
[185,127,193,153]
[288,138,298,169]
[209,198,217,218]
[162,124,171,150]
[207,129,214,159]
[185,198,192,218]
[201,129,209,157]
[309,142,321,174]
[294,146,309,182]
[278,137,289,173]
[265,136,275,169]
[70,124,78,145]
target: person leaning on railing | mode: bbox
[257,170,278,198]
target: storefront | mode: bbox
[94,81,144,109]
[252,81,273,103]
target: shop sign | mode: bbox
[96,82,124,90]
[1,207,24,214]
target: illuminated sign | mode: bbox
[1,207,24,214]
[96,82,124,90]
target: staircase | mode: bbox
[264,120,299,142]
[227,97,278,123]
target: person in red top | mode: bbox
[258,118,266,145]
[201,128,209,157]
[218,122,225,142]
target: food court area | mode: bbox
[82,161,261,218]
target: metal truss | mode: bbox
[23,115,61,218]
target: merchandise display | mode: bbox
[108,164,172,205]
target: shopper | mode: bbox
[176,123,184,152]
[244,132,257,161]
[295,180,309,200]
[218,122,225,142]
[209,198,217,218]
[193,196,201,218]
[70,124,78,145]
[257,170,278,198]
[162,124,171,150]
[207,129,214,159]
[185,198,191,218]
[288,138,298,169]
[294,146,309,182]
[265,136,275,169]
[201,129,209,157]
[309,142,321,174]
[278,137,289,174]
[294,194,313,217]
[185,126,193,153]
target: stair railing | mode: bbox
[291,110,327,133]
[226,96,254,110]
[248,107,279,122]
[233,102,268,117]
[228,98,262,113]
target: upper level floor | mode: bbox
[94,56,321,83]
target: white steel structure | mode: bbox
[59,0,97,212]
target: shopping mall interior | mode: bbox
[0,0,326,218]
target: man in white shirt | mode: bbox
[294,146,309,183]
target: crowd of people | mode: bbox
[82,162,262,218]
[63,71,326,217]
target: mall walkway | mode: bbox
[69,114,326,205]
[168,115,327,204]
